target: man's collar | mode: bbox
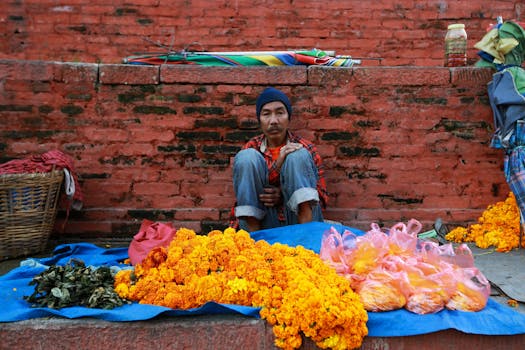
[260,131,292,153]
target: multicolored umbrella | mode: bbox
[123,48,359,67]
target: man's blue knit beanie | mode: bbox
[256,87,292,121]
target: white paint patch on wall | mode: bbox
[52,6,74,12]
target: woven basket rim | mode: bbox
[0,169,63,177]
[0,170,64,182]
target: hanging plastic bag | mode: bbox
[128,220,177,265]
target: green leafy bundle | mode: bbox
[24,258,129,309]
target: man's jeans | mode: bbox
[233,148,323,231]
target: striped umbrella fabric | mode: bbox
[124,48,358,67]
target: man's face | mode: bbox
[259,101,289,146]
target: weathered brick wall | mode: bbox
[0,59,506,238]
[0,1,522,66]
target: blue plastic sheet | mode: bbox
[1,222,525,337]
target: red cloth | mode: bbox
[128,220,177,265]
[0,150,83,209]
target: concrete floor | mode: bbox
[470,244,525,314]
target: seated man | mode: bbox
[232,87,328,232]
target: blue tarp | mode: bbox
[1,222,525,337]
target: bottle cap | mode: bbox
[447,23,465,30]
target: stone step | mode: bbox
[1,315,525,350]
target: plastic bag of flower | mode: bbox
[320,219,491,314]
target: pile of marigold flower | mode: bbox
[114,227,368,350]
[445,192,524,252]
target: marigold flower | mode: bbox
[446,192,523,252]
[114,226,368,350]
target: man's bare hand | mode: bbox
[275,143,303,169]
[259,186,282,207]
[279,143,303,158]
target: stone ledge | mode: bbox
[1,315,525,350]
[161,65,307,85]
[0,59,495,87]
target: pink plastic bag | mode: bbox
[438,243,475,268]
[446,267,491,311]
[128,220,177,265]
[320,227,348,273]
[402,264,452,314]
[356,268,409,312]
[387,219,420,255]
[320,219,492,314]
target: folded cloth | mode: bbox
[128,220,178,265]
[474,27,519,64]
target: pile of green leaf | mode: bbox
[24,258,130,309]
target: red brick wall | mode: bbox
[0,60,506,238]
[0,1,522,66]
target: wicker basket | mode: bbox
[0,170,63,260]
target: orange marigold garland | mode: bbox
[114,227,368,350]
[445,192,524,252]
